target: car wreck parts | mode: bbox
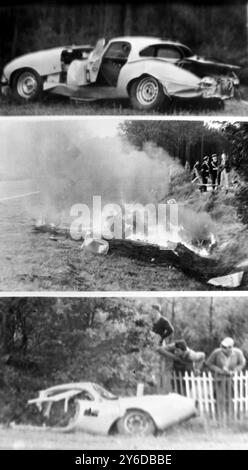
[33,223,246,288]
[1,37,240,110]
[23,382,197,435]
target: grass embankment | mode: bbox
[1,88,248,115]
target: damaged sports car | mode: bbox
[1,36,240,110]
[25,382,197,435]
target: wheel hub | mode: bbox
[137,78,159,105]
[126,412,148,433]
[17,74,37,98]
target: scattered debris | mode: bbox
[49,235,58,241]
[81,237,109,255]
[32,222,245,287]
[208,271,244,288]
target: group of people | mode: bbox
[150,304,246,376]
[191,151,229,192]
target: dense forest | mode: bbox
[0,296,248,422]
[0,2,247,77]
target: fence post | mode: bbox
[136,383,144,396]
[159,356,173,394]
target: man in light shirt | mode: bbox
[206,337,246,375]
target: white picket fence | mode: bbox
[170,370,248,423]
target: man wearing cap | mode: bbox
[157,339,205,374]
[206,337,246,418]
[150,304,174,346]
[206,337,246,375]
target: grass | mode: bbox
[0,195,209,291]
[1,423,248,450]
[0,177,248,291]
[1,87,248,115]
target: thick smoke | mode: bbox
[1,120,215,243]
[1,120,183,222]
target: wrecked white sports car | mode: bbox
[1,36,240,110]
[26,382,197,435]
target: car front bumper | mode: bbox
[1,73,10,96]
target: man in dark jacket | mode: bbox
[150,304,174,345]
[201,156,210,192]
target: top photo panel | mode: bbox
[0,1,248,116]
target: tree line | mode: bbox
[0,3,246,72]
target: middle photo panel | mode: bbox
[1,117,247,291]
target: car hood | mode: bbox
[3,47,65,78]
[185,54,240,71]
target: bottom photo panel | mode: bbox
[1,295,248,450]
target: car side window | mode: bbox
[46,388,94,401]
[77,390,94,401]
[156,46,182,60]
[103,41,131,60]
[139,46,155,57]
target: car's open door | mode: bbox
[87,38,106,83]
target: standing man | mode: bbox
[150,304,174,346]
[206,337,246,375]
[219,152,229,191]
[209,154,218,190]
[201,156,210,192]
[206,337,246,419]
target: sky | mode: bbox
[0,118,124,177]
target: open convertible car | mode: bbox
[25,382,197,435]
[1,36,240,110]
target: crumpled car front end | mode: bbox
[199,72,240,100]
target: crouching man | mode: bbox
[156,339,205,394]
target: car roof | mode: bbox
[110,36,191,50]
[108,36,192,59]
[42,382,97,391]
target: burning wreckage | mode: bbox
[33,205,246,288]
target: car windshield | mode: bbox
[93,384,118,400]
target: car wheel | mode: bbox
[116,409,156,436]
[129,76,168,111]
[12,69,42,102]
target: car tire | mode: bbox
[129,76,168,112]
[12,69,43,102]
[116,408,156,436]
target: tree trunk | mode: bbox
[11,8,18,58]
[122,3,132,36]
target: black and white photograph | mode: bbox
[0,1,247,116]
[1,117,248,291]
[0,295,248,450]
[1,0,248,461]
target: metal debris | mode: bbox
[208,271,244,288]
[81,237,109,255]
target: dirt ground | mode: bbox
[1,425,248,450]
[0,178,218,292]
[1,92,248,116]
